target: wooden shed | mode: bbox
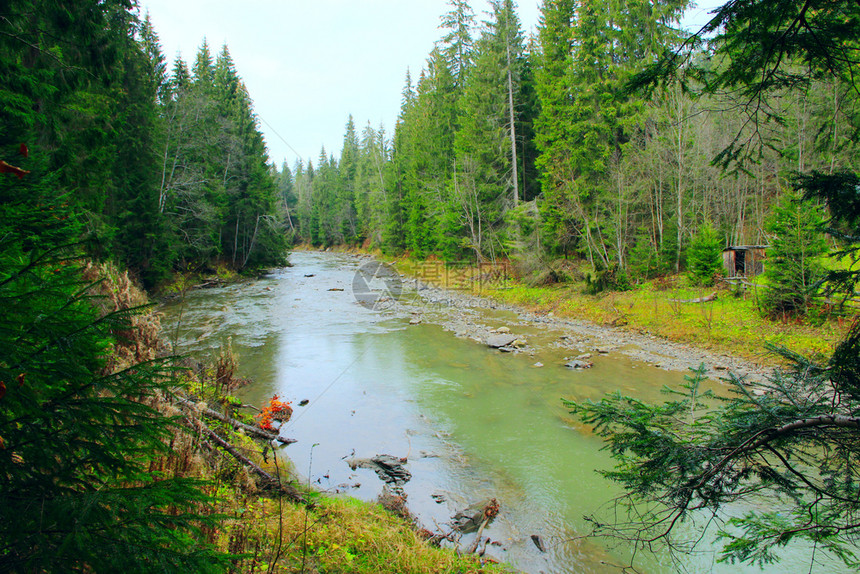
[722,245,767,277]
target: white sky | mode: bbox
[139,0,723,169]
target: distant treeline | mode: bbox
[280,0,857,286]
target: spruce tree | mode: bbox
[761,190,828,316]
[686,222,723,286]
[0,159,227,574]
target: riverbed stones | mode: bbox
[566,359,593,369]
[451,498,496,533]
[486,333,518,348]
[347,455,411,493]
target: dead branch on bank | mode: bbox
[176,395,295,444]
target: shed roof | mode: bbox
[722,245,769,251]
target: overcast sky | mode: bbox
[139,0,722,169]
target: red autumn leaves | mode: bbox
[256,395,292,431]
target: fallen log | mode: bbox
[457,498,500,555]
[467,516,490,554]
[668,291,717,303]
[194,419,309,505]
[177,396,295,445]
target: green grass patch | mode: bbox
[488,280,851,364]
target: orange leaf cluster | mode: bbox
[256,394,292,431]
[484,498,500,520]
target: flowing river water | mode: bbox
[160,251,844,574]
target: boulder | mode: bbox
[347,455,411,490]
[486,334,517,348]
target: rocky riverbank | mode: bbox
[352,253,772,384]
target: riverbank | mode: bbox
[125,259,509,573]
[161,250,853,573]
[312,246,849,383]
[373,259,769,383]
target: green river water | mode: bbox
[160,251,845,574]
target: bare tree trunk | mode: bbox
[506,43,519,206]
[674,93,685,273]
[232,216,239,266]
[242,214,262,268]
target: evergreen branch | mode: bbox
[687,415,860,496]
[762,443,858,505]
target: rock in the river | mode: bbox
[451,498,499,533]
[347,455,411,491]
[566,359,593,370]
[486,334,517,348]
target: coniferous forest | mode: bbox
[284,0,857,291]
[0,1,287,570]
[1,3,287,290]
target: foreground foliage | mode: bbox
[0,182,228,570]
[565,0,860,567]
[568,349,860,567]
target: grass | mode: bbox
[486,277,851,364]
[382,253,853,365]
[203,487,502,574]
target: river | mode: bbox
[160,251,844,574]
